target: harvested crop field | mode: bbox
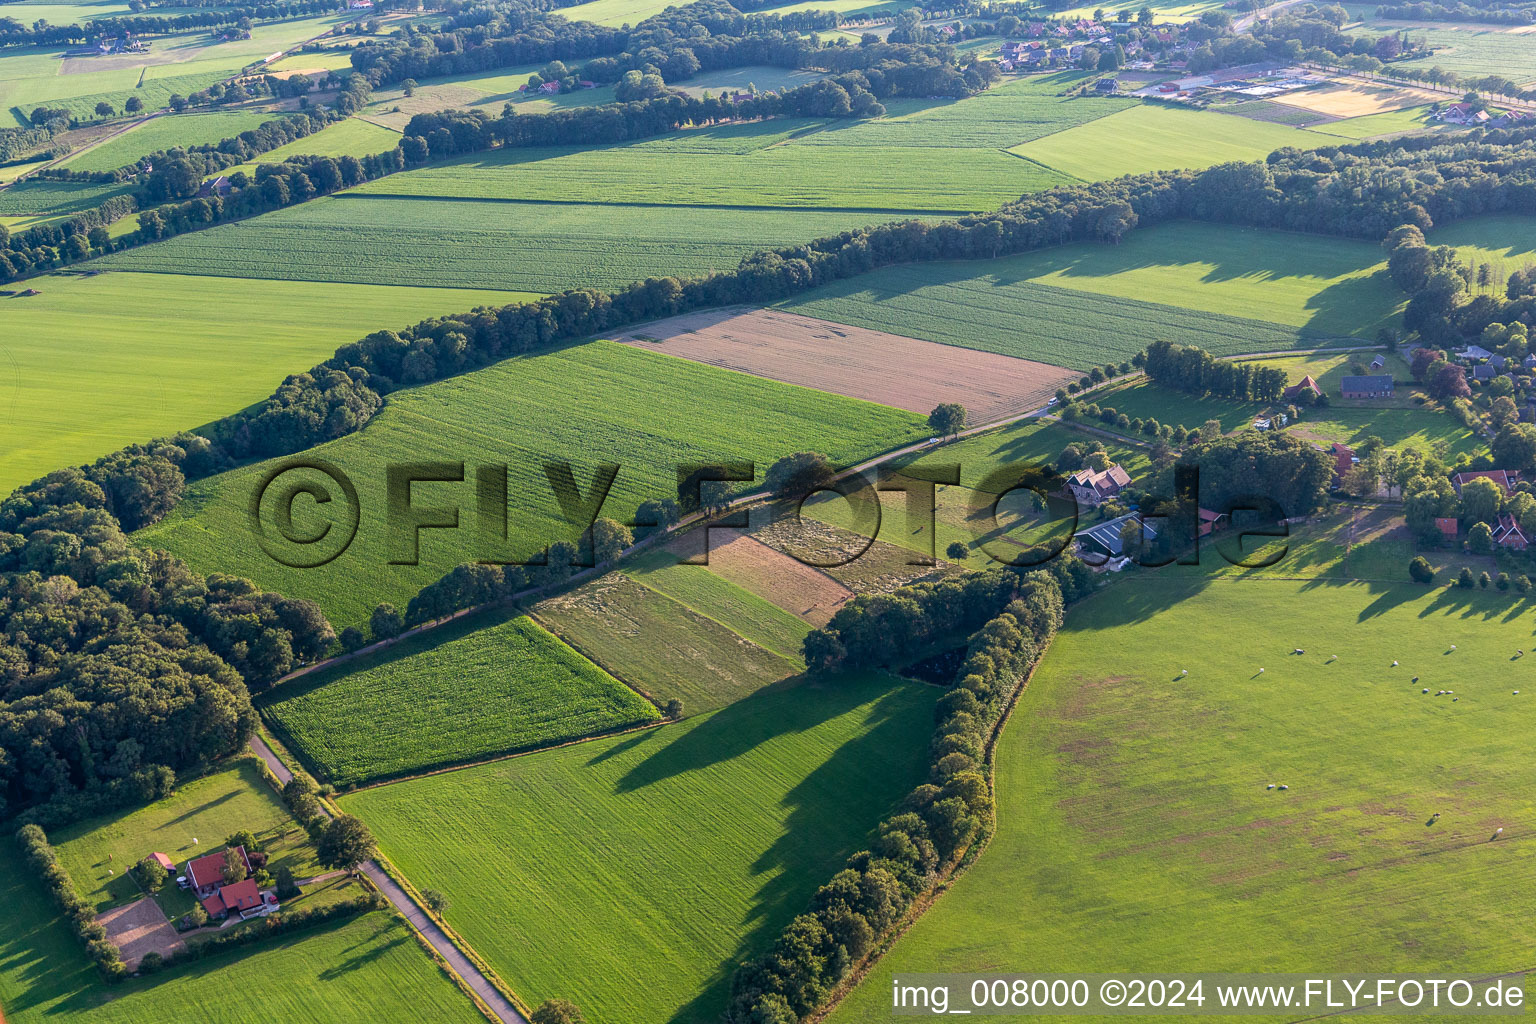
[616,307,1075,421]
[1274,81,1442,117]
[670,527,854,626]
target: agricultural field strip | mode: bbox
[260,611,660,787]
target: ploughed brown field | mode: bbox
[615,307,1077,423]
[670,527,854,626]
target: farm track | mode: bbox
[246,734,530,1024]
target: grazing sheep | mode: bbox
[1392,661,1399,667]
[1267,783,1275,790]
[1515,691,1521,695]
[1181,669,1187,676]
[1259,668,1265,673]
[1423,688,1430,694]
[1450,645,1457,651]
[1413,676,1419,682]
[1495,827,1505,837]
[1278,784,1289,791]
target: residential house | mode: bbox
[1492,513,1529,551]
[1340,374,1393,399]
[1435,517,1458,543]
[1066,464,1131,507]
[539,80,561,94]
[1281,374,1322,402]
[1075,513,1159,559]
[1489,353,1509,370]
[1473,362,1500,381]
[1451,469,1520,495]
[186,846,252,898]
[1198,508,1227,537]
[1369,355,1386,371]
[1456,344,1493,361]
[1329,442,1356,480]
[1438,102,1478,124]
[1095,78,1120,93]
[200,878,281,921]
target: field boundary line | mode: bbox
[328,191,978,216]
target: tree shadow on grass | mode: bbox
[666,680,936,1024]
[614,675,871,793]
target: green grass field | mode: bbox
[776,222,1398,369]
[263,610,658,786]
[0,867,484,1024]
[828,578,1536,1021]
[341,672,937,1024]
[138,340,926,629]
[626,546,813,663]
[47,759,348,923]
[59,110,277,172]
[0,178,135,217]
[350,121,1075,213]
[534,572,800,712]
[1012,103,1339,181]
[1358,21,1536,86]
[1318,103,1440,139]
[0,271,532,496]
[794,73,1131,149]
[95,195,908,292]
[1431,214,1536,288]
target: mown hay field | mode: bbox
[59,110,276,172]
[775,222,1398,369]
[341,673,937,1024]
[828,579,1536,1021]
[262,611,659,786]
[1273,80,1440,117]
[139,340,927,629]
[218,116,402,175]
[534,572,798,712]
[97,196,901,291]
[1012,103,1339,181]
[0,271,533,496]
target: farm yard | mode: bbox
[615,306,1076,421]
[341,673,937,1024]
[261,610,660,786]
[139,340,928,628]
[827,580,1536,1022]
[0,271,531,495]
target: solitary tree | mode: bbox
[1408,556,1435,584]
[124,95,143,113]
[94,101,114,117]
[764,452,836,500]
[928,402,967,436]
[662,698,684,719]
[137,856,168,893]
[422,889,450,914]
[946,541,968,560]
[531,999,586,1024]
[317,814,377,873]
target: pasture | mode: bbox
[138,340,927,629]
[1011,103,1337,181]
[1432,215,1536,287]
[216,116,401,176]
[0,271,531,496]
[828,579,1536,1022]
[51,760,331,920]
[615,306,1077,419]
[534,572,799,712]
[262,611,659,786]
[775,222,1398,369]
[340,672,937,1024]
[96,196,899,292]
[0,178,135,217]
[59,110,276,172]
[0,864,484,1024]
[1317,103,1440,139]
[667,526,855,626]
[350,125,1076,213]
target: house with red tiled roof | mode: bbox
[1066,464,1132,507]
[1451,470,1520,496]
[200,878,280,921]
[1492,513,1529,551]
[1282,374,1322,402]
[1435,517,1458,542]
[1198,508,1227,537]
[186,846,252,898]
[1329,442,1355,480]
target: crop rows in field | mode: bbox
[535,573,798,712]
[340,673,937,1024]
[795,73,1131,149]
[61,110,277,172]
[1363,22,1536,85]
[351,137,1075,213]
[95,196,906,291]
[262,611,659,786]
[138,340,927,629]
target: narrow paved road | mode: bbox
[247,735,528,1024]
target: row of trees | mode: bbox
[1142,339,1289,402]
[727,567,1074,1022]
[16,824,127,978]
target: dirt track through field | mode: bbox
[616,307,1077,422]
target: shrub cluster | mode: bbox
[725,569,1070,1022]
[15,824,126,980]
